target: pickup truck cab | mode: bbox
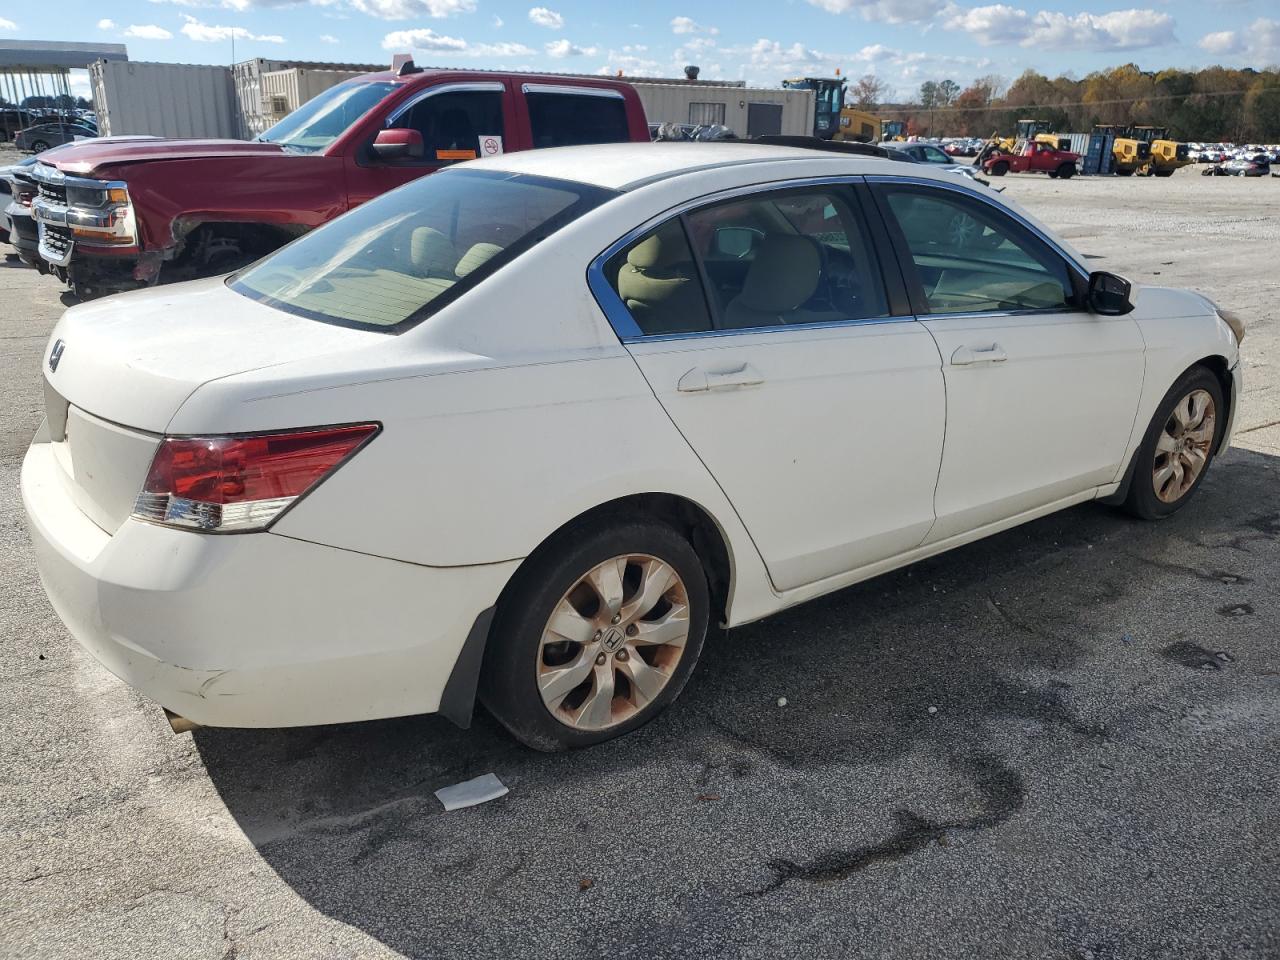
[29,64,649,298]
[983,140,1079,179]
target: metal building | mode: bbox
[0,39,127,111]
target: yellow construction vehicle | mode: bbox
[1130,126,1192,177]
[1093,124,1150,175]
[880,119,907,141]
[833,106,882,143]
[1015,119,1071,151]
[781,76,847,139]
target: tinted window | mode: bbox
[883,186,1074,314]
[922,146,951,164]
[527,92,629,148]
[683,187,888,330]
[397,90,504,164]
[233,169,611,331]
[605,220,712,336]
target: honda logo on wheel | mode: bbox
[48,339,65,373]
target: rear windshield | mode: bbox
[231,168,615,332]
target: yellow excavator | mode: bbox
[1016,119,1071,151]
[1129,126,1192,177]
[779,76,904,143]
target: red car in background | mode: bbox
[27,63,650,298]
[983,141,1080,179]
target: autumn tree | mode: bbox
[849,74,889,110]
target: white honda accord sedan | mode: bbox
[22,143,1245,750]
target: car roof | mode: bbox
[466,142,928,192]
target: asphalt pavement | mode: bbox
[1,167,1277,960]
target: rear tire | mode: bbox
[480,518,711,751]
[1123,366,1225,521]
[30,140,49,153]
[1116,168,1134,177]
[1154,169,1174,178]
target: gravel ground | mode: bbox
[1,158,1277,960]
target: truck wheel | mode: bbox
[1154,169,1174,178]
[1115,169,1134,177]
[989,161,1009,177]
[1057,163,1076,179]
[30,140,50,153]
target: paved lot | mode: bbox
[1,162,1278,960]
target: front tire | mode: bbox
[1124,367,1225,520]
[30,140,50,153]
[989,161,1009,177]
[480,519,710,750]
[1057,163,1076,179]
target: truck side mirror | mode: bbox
[1087,271,1134,316]
[371,128,424,161]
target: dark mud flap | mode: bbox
[438,607,494,730]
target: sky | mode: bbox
[1,0,1277,102]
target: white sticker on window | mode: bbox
[479,135,504,157]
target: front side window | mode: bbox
[259,80,397,154]
[881,185,1074,314]
[922,146,952,164]
[527,92,629,148]
[395,90,504,164]
[232,169,613,331]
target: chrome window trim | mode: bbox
[587,174,908,344]
[522,83,625,100]
[865,172,1090,283]
[385,82,505,127]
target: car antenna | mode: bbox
[392,55,423,76]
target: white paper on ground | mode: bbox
[434,773,509,811]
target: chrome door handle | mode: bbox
[677,363,765,393]
[951,343,1008,366]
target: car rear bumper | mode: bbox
[21,433,518,729]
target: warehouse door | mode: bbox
[746,102,783,138]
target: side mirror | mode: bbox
[371,128,424,161]
[1087,271,1134,316]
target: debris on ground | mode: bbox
[434,773,509,811]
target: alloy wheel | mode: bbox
[536,554,690,731]
[1153,388,1216,503]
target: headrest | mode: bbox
[410,226,457,276]
[455,242,502,278]
[738,235,821,313]
[627,230,689,272]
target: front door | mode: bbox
[600,182,946,592]
[871,179,1145,542]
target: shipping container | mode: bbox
[234,58,383,138]
[90,60,236,139]
[259,68,375,126]
[630,80,814,138]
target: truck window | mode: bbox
[526,92,629,148]
[395,90,504,164]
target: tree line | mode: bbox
[848,64,1280,143]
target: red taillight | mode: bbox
[133,423,379,532]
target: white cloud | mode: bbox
[381,28,535,56]
[0,17,16,30]
[597,49,662,76]
[97,18,116,29]
[1199,17,1280,61]
[546,38,597,57]
[351,0,474,19]
[125,23,175,38]
[319,33,338,42]
[670,16,719,35]
[180,14,285,42]
[528,7,563,29]
[943,4,1174,49]
[807,0,946,25]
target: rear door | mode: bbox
[871,177,1145,542]
[596,180,946,592]
[346,81,513,207]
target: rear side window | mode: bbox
[605,220,712,336]
[527,92,629,148]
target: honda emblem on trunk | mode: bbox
[48,339,65,373]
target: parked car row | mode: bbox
[1201,154,1275,177]
[1187,142,1280,164]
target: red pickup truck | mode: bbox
[982,141,1079,179]
[29,63,649,298]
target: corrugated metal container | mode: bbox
[90,60,236,139]
[259,68,373,125]
[631,82,814,138]
[1067,133,1089,157]
[234,58,383,138]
